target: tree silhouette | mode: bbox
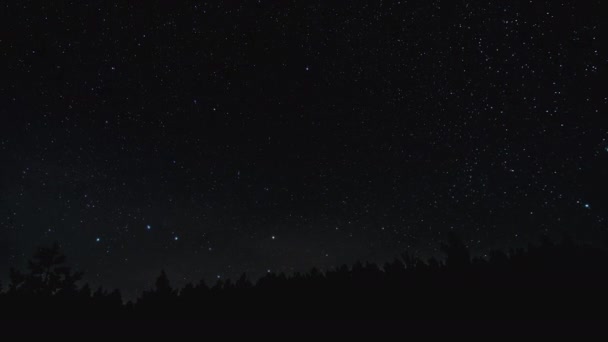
[236,273,252,289]
[155,270,174,296]
[9,242,83,296]
[137,269,177,310]
[441,233,471,269]
[3,235,608,336]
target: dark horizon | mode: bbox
[3,235,608,337]
[3,231,604,301]
[2,231,605,302]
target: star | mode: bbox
[146,225,151,230]
[95,237,101,242]
[174,236,179,241]
[584,203,590,209]
[271,235,276,240]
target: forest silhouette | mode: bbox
[2,234,607,336]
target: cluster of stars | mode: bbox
[1,0,605,296]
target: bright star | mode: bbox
[95,237,100,242]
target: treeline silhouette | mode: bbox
[2,235,608,336]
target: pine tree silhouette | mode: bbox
[9,242,83,296]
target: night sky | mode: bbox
[1,1,606,298]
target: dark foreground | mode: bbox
[2,238,607,336]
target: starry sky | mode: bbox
[1,1,606,298]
